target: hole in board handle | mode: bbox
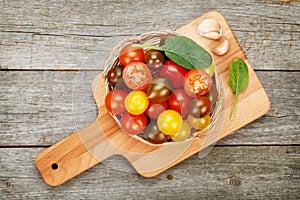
[51,163,58,170]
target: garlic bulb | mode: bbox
[198,18,222,40]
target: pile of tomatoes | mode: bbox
[105,42,216,144]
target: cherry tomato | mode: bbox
[105,90,127,115]
[189,96,212,118]
[145,101,168,119]
[147,77,173,103]
[159,60,189,88]
[119,44,144,66]
[143,120,168,144]
[184,69,212,97]
[125,91,149,115]
[144,50,165,69]
[107,65,123,87]
[120,113,147,135]
[171,121,191,142]
[187,114,210,130]
[122,62,152,90]
[203,63,215,77]
[168,89,191,116]
[157,110,182,135]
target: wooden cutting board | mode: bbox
[35,11,270,186]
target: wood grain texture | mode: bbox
[0,71,299,146]
[35,11,273,185]
[1,0,300,198]
[0,0,299,70]
[2,146,300,199]
[35,121,100,186]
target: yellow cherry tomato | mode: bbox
[125,90,149,115]
[187,114,211,130]
[171,121,191,142]
[203,63,215,77]
[157,110,182,135]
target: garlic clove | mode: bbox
[200,32,222,40]
[198,18,222,40]
[212,39,229,56]
[198,18,221,33]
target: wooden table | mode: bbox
[1,1,299,199]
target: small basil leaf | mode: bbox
[229,58,249,120]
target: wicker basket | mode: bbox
[102,30,224,143]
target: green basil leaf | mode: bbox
[161,36,212,69]
[229,58,249,120]
[229,58,249,93]
[132,36,212,70]
[164,51,194,69]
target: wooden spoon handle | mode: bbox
[35,120,109,186]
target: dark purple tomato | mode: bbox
[189,96,212,118]
[147,77,173,103]
[143,120,168,144]
[107,65,123,87]
[144,50,165,69]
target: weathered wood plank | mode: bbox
[1,0,299,199]
[1,146,299,199]
[1,0,299,70]
[0,32,123,70]
[0,71,299,146]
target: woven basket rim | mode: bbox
[102,31,225,145]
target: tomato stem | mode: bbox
[230,92,239,121]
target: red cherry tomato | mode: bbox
[184,69,212,97]
[120,113,147,135]
[145,101,169,119]
[159,60,189,88]
[105,90,127,115]
[119,44,144,66]
[122,62,152,90]
[168,89,191,116]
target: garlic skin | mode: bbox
[198,18,222,40]
[212,39,229,56]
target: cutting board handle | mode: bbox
[35,120,111,186]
